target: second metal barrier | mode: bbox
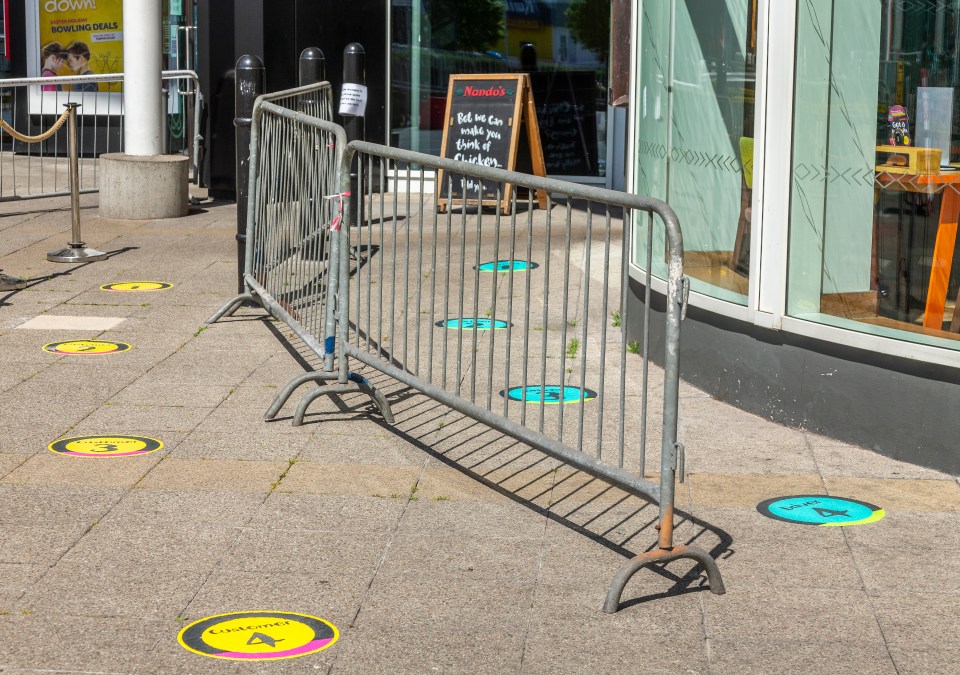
[209,88,725,611]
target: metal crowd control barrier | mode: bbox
[209,82,393,417]
[0,70,203,202]
[208,87,725,610]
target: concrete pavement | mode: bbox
[1,192,959,673]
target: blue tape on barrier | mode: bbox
[348,373,369,386]
[324,337,335,355]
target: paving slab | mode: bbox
[169,428,313,461]
[20,564,210,619]
[135,458,287,493]
[395,498,548,540]
[58,522,241,572]
[221,529,391,580]
[702,587,886,644]
[333,624,526,675]
[0,563,47,602]
[520,607,709,674]
[276,461,424,497]
[250,493,407,534]
[707,640,897,675]
[824,476,960,512]
[99,489,266,529]
[183,571,366,623]
[0,613,165,673]
[0,454,27,478]
[0,522,90,565]
[889,647,960,675]
[0,485,125,525]
[807,436,954,480]
[2,453,163,488]
[3,193,960,672]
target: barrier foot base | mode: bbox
[0,272,27,291]
[47,245,108,263]
[602,544,725,613]
[265,371,341,421]
[207,292,257,324]
[291,373,395,427]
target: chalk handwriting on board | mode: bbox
[437,73,547,213]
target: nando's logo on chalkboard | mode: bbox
[457,85,515,98]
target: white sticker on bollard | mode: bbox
[339,83,368,116]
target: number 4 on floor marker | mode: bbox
[247,632,283,647]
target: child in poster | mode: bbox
[65,41,97,92]
[40,41,67,91]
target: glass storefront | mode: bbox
[790,0,960,351]
[634,0,758,305]
[390,0,609,178]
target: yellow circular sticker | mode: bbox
[178,611,339,661]
[100,282,173,292]
[49,435,163,458]
[42,340,132,355]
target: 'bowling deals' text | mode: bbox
[437,74,547,214]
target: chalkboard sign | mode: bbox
[437,73,547,213]
[529,70,600,176]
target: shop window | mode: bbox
[789,0,960,350]
[389,0,609,178]
[633,0,758,305]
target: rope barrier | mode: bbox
[0,107,73,143]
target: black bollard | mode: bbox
[234,55,266,294]
[341,43,366,201]
[299,47,326,87]
[520,42,537,72]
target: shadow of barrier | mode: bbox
[209,83,726,612]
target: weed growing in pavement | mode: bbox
[611,311,622,327]
[627,340,640,354]
[193,325,207,337]
[566,338,580,359]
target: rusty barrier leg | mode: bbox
[327,141,724,610]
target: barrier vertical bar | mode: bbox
[235,55,266,293]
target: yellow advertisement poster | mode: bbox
[38,0,124,92]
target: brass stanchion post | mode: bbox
[47,103,107,263]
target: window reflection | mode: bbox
[390,0,609,177]
[633,0,758,306]
[790,0,960,350]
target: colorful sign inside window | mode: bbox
[888,105,910,146]
[38,0,123,93]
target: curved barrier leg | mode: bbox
[264,371,340,421]
[0,271,26,291]
[292,374,395,426]
[602,545,726,614]
[348,373,396,425]
[207,292,257,324]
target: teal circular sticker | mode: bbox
[436,318,509,330]
[757,495,885,527]
[476,260,539,272]
[500,385,597,405]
